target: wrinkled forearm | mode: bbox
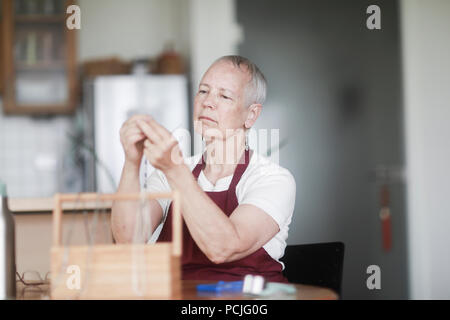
[111,161,142,243]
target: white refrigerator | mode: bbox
[83,75,191,193]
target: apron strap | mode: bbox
[228,149,252,190]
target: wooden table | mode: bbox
[16,280,338,300]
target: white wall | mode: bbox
[77,0,182,61]
[188,0,243,95]
[77,0,242,93]
[77,0,242,79]
[401,0,450,299]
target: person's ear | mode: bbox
[245,104,262,129]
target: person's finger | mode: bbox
[142,118,166,143]
[142,147,152,165]
[147,117,171,140]
[127,133,145,144]
[122,125,142,135]
[146,118,180,152]
[142,140,158,164]
[124,126,145,136]
[121,115,149,131]
[143,139,153,149]
[166,136,179,150]
[137,120,160,144]
[124,127,145,139]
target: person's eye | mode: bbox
[198,90,207,94]
[222,95,231,100]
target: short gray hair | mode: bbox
[213,55,267,106]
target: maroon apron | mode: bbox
[157,149,287,282]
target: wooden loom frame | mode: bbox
[50,192,182,299]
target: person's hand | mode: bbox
[136,117,184,173]
[119,115,151,167]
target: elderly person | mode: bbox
[111,55,296,282]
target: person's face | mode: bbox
[193,61,257,141]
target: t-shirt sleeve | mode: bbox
[239,165,296,229]
[143,167,172,219]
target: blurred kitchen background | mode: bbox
[1,0,449,299]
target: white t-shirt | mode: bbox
[143,152,296,268]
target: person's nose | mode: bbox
[202,92,217,110]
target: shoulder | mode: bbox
[242,152,296,188]
[237,152,296,208]
[237,151,296,228]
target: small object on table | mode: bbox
[256,283,297,297]
[243,274,265,294]
[196,281,243,293]
[243,274,297,297]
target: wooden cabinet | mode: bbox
[1,0,77,115]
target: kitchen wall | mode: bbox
[77,0,189,62]
[188,0,243,97]
[2,0,242,280]
[0,109,76,198]
[0,0,189,199]
[236,0,407,299]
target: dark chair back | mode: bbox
[280,242,345,296]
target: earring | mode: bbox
[201,136,206,164]
[245,132,249,151]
